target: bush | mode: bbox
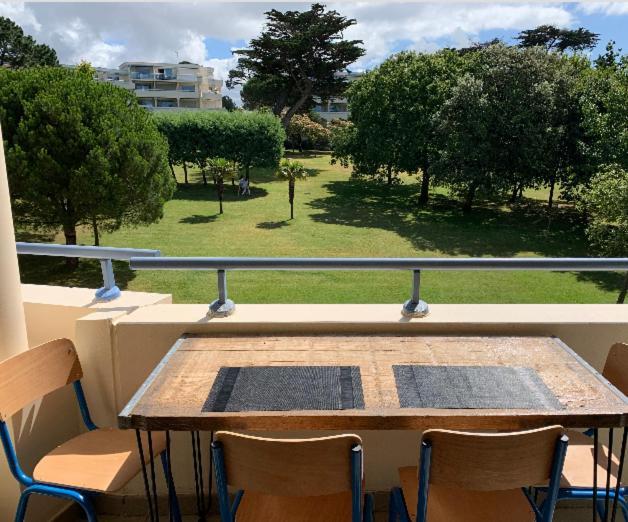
[154,110,285,181]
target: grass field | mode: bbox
[16,151,625,305]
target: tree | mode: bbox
[0,66,174,259]
[227,3,364,128]
[222,95,237,112]
[578,165,628,303]
[595,41,623,70]
[286,114,330,151]
[580,59,628,171]
[342,50,463,200]
[516,25,599,53]
[206,158,236,214]
[276,159,308,219]
[0,17,58,68]
[431,45,557,212]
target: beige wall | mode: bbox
[0,285,170,521]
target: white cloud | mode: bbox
[0,2,40,31]
[336,3,575,69]
[577,2,628,15]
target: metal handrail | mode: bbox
[17,242,160,301]
[129,256,628,318]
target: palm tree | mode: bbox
[276,159,308,219]
[206,158,236,214]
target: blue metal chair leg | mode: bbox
[363,492,374,522]
[161,451,182,522]
[15,484,97,522]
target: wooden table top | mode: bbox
[118,335,628,432]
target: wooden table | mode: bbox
[119,334,627,432]
[119,335,628,522]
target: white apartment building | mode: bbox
[94,62,222,110]
[312,71,361,122]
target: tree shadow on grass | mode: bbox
[308,178,587,258]
[179,214,219,225]
[18,255,136,291]
[173,184,268,202]
[575,271,627,302]
[256,220,291,230]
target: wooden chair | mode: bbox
[389,426,568,522]
[0,338,180,522]
[549,342,628,520]
[211,431,374,521]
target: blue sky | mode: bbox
[1,2,627,101]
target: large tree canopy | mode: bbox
[227,3,364,127]
[516,25,599,53]
[0,17,58,68]
[339,50,463,202]
[431,44,560,212]
[0,66,174,251]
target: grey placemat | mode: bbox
[202,365,365,412]
[393,365,563,410]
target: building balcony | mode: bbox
[134,89,200,99]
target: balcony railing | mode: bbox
[16,243,161,301]
[128,256,628,318]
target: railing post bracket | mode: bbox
[95,259,121,301]
[401,269,429,318]
[208,269,236,318]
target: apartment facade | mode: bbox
[312,71,361,121]
[95,62,222,110]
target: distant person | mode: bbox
[241,177,251,196]
[238,176,247,196]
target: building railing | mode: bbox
[16,243,161,301]
[128,256,628,318]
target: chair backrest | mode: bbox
[422,425,565,491]
[603,343,628,396]
[212,431,362,497]
[0,338,82,422]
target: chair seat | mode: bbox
[34,428,165,492]
[560,430,623,489]
[399,466,535,522]
[235,491,354,521]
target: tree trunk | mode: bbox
[280,88,312,128]
[201,169,207,185]
[617,272,628,304]
[462,182,478,213]
[518,184,523,199]
[245,164,250,181]
[509,184,519,203]
[183,163,189,184]
[92,217,99,246]
[289,180,295,220]
[548,176,556,209]
[168,161,178,184]
[386,164,393,186]
[419,169,430,205]
[217,177,224,214]
[63,223,78,269]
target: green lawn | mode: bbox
[16,151,625,304]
